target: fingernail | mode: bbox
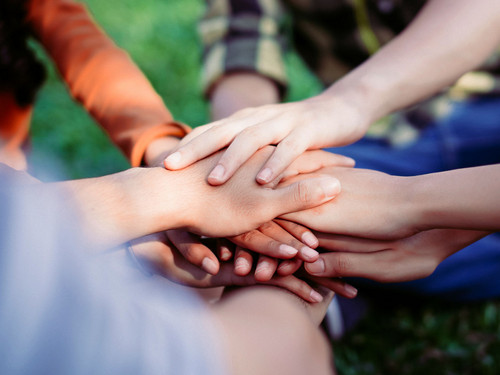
[256,167,273,183]
[279,244,298,257]
[278,261,292,273]
[310,290,324,303]
[345,284,358,297]
[208,164,225,182]
[165,152,181,167]
[255,260,271,275]
[235,257,249,273]
[319,177,341,198]
[220,248,232,261]
[306,258,325,274]
[301,247,319,262]
[345,157,356,166]
[301,232,319,248]
[201,257,218,275]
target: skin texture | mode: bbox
[283,164,500,239]
[306,229,490,283]
[0,166,338,375]
[158,150,353,275]
[212,285,335,375]
[129,231,353,302]
[277,164,500,283]
[57,147,341,250]
[164,0,500,186]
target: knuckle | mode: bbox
[184,245,201,262]
[278,136,305,154]
[294,181,315,204]
[238,230,257,244]
[238,125,263,142]
[258,221,275,232]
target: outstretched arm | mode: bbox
[43,147,340,249]
[282,164,500,239]
[28,0,188,166]
[166,0,500,185]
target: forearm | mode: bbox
[28,0,186,166]
[409,164,500,232]
[58,168,186,249]
[210,73,280,120]
[320,0,500,126]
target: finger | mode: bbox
[229,230,299,259]
[316,232,391,253]
[254,255,279,282]
[234,246,254,276]
[258,221,319,262]
[217,238,234,261]
[166,230,219,275]
[267,275,325,303]
[256,129,312,184]
[177,123,214,147]
[304,251,412,282]
[274,219,319,248]
[305,275,358,299]
[164,121,242,170]
[280,150,355,181]
[277,258,303,276]
[271,175,341,215]
[207,121,282,185]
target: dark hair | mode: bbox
[0,0,46,107]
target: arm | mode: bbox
[56,146,341,249]
[305,229,490,283]
[27,0,188,167]
[282,164,500,239]
[0,175,334,375]
[166,0,500,184]
[163,149,352,275]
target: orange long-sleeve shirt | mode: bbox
[0,0,189,169]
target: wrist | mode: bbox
[66,168,189,248]
[405,174,440,232]
[321,63,396,127]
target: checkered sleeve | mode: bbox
[199,0,288,97]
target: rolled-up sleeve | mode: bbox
[199,0,289,97]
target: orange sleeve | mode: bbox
[27,0,190,166]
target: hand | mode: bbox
[164,93,367,185]
[229,220,320,276]
[165,219,318,276]
[175,146,342,238]
[128,232,349,303]
[281,166,418,240]
[304,229,490,283]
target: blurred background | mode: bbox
[29,0,500,373]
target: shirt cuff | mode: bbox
[129,122,191,167]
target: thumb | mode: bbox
[271,175,341,215]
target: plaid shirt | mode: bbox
[199,0,500,144]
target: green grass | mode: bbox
[29,0,500,373]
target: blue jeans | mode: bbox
[325,97,500,301]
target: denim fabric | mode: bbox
[325,97,500,301]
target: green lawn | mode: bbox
[29,0,500,373]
